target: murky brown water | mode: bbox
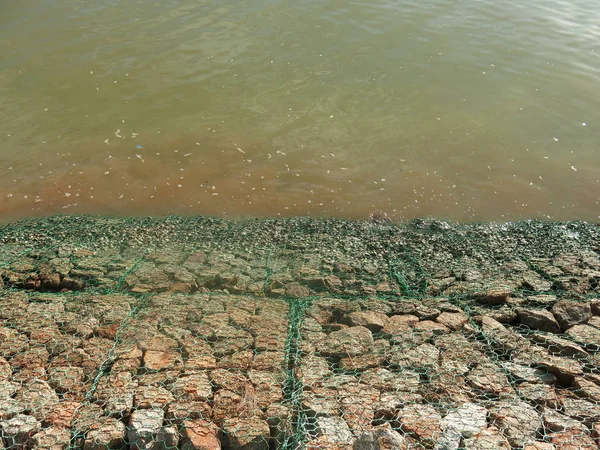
[1,0,599,222]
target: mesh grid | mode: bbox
[1,216,600,449]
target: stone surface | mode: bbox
[516,308,560,333]
[181,420,221,450]
[381,315,419,334]
[342,311,388,332]
[565,324,600,347]
[462,426,511,450]
[541,407,586,432]
[353,428,407,450]
[134,386,175,409]
[32,425,71,449]
[0,414,40,449]
[43,401,80,428]
[560,397,600,421]
[221,417,270,450]
[397,404,442,446]
[551,301,592,331]
[435,312,468,331]
[128,408,165,449]
[517,382,559,408]
[440,402,487,438]
[14,379,59,420]
[549,429,597,449]
[474,288,510,305]
[83,416,127,450]
[314,417,354,444]
[171,372,213,402]
[0,398,25,421]
[316,326,373,357]
[501,362,557,384]
[530,333,588,358]
[488,401,542,447]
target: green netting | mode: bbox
[1,216,600,449]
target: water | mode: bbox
[1,0,599,222]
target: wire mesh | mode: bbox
[0,216,599,449]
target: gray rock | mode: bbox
[516,308,560,333]
[0,357,11,380]
[488,401,542,447]
[0,414,40,449]
[314,416,353,443]
[316,326,373,357]
[83,416,126,450]
[521,273,553,292]
[551,301,592,331]
[441,402,487,438]
[353,428,407,450]
[128,408,165,449]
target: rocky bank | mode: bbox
[0,216,599,449]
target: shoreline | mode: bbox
[1,215,600,448]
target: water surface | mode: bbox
[1,0,599,221]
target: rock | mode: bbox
[541,407,586,432]
[560,397,600,422]
[43,401,80,428]
[342,311,388,332]
[397,404,442,446]
[435,312,468,331]
[551,301,592,331]
[181,420,221,450]
[316,326,373,357]
[530,333,588,358]
[353,427,407,450]
[128,408,177,450]
[591,300,600,316]
[14,379,59,420]
[339,384,380,433]
[474,288,510,305]
[0,382,21,399]
[565,324,600,347]
[221,417,270,450]
[488,401,542,447]
[95,371,137,417]
[462,426,511,450]
[0,357,12,380]
[211,389,244,424]
[143,350,182,371]
[522,443,555,450]
[521,273,553,292]
[171,372,213,402]
[381,315,419,335]
[302,388,340,417]
[162,399,210,423]
[501,362,557,384]
[0,414,40,449]
[359,368,420,392]
[516,308,560,333]
[517,382,559,408]
[83,416,126,450]
[134,386,175,409]
[32,425,71,449]
[466,362,512,396]
[572,376,600,400]
[48,366,86,394]
[441,402,487,438]
[1,398,26,423]
[549,429,597,449]
[296,354,331,387]
[314,417,354,444]
[390,343,439,371]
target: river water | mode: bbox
[1,0,599,222]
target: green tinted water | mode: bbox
[1,0,599,221]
